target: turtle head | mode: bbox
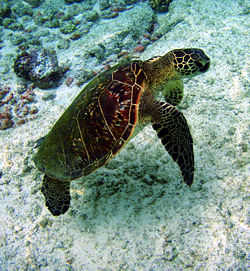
[168,48,210,77]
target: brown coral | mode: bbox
[149,0,173,12]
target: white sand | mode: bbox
[0,0,249,270]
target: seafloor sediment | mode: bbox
[0,0,249,270]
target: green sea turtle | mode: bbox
[34,48,210,216]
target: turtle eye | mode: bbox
[194,60,203,69]
[189,49,210,72]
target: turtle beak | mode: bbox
[193,49,210,73]
[199,58,210,72]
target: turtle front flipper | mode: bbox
[163,80,184,106]
[41,174,71,216]
[151,101,194,185]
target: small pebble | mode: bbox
[70,32,82,40]
[16,119,26,126]
[21,94,34,103]
[66,258,73,264]
[22,105,29,115]
[133,44,145,53]
[30,105,39,114]
[39,218,49,228]
[25,240,31,246]
[42,93,56,101]
[14,225,23,232]
[66,77,74,86]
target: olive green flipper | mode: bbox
[41,174,71,216]
[152,101,194,185]
[163,80,184,106]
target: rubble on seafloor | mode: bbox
[0,83,39,130]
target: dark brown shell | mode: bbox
[34,60,147,181]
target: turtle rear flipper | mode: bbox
[41,175,71,216]
[151,101,194,185]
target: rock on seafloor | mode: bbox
[0,0,249,270]
[13,48,63,89]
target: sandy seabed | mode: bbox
[0,0,249,270]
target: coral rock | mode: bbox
[65,0,83,4]
[13,48,62,89]
[23,0,44,8]
[0,107,14,130]
[149,0,173,12]
[133,44,145,52]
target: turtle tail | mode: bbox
[41,174,71,216]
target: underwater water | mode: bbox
[0,0,249,270]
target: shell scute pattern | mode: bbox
[172,49,208,76]
[67,62,146,178]
[112,65,135,85]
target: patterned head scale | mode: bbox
[170,48,210,76]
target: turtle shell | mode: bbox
[34,60,147,181]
